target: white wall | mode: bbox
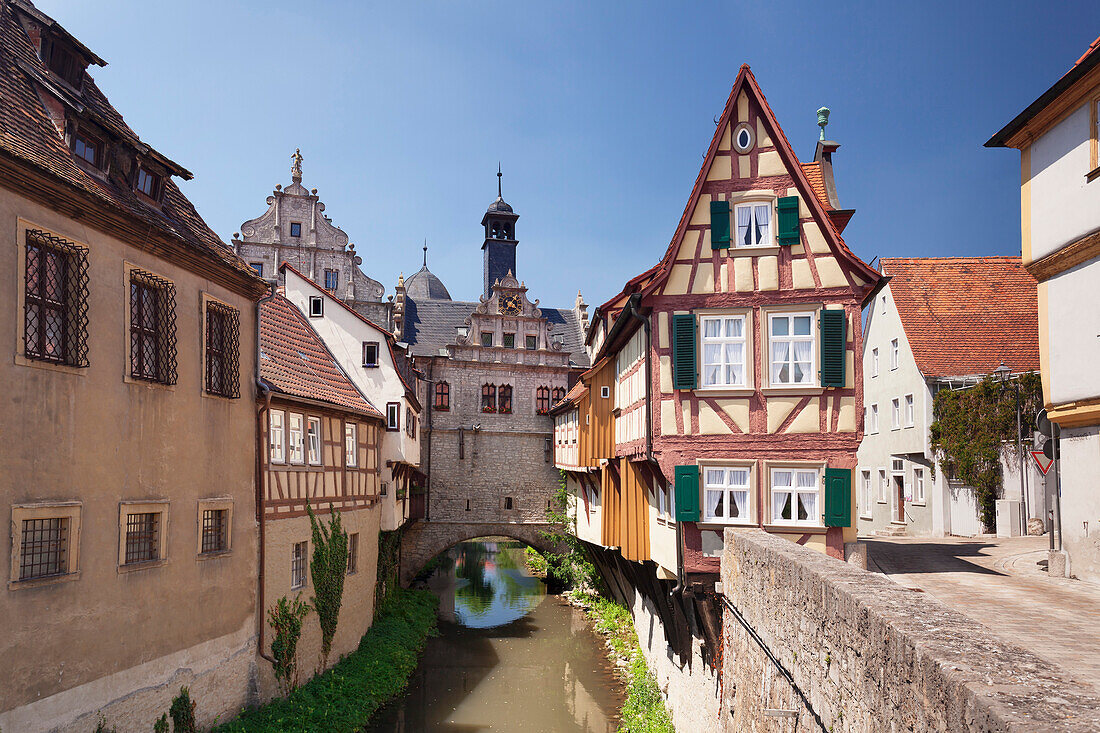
[1060,425,1100,583]
[1046,258,1100,404]
[1028,102,1100,261]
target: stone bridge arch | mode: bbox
[399,520,566,586]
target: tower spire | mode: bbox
[497,162,502,198]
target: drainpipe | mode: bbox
[424,358,435,521]
[624,299,684,595]
[254,284,278,665]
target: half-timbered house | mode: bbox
[258,293,384,685]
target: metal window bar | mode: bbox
[19,517,68,580]
[124,512,159,564]
[129,270,177,384]
[498,385,513,414]
[291,542,306,588]
[201,509,227,553]
[206,302,240,398]
[347,533,358,574]
[536,387,550,414]
[24,230,89,367]
[434,382,449,410]
[481,384,496,412]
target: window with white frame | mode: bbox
[904,394,915,427]
[768,312,815,386]
[657,483,671,521]
[701,315,747,387]
[307,416,322,466]
[703,466,752,523]
[345,423,358,467]
[890,338,899,370]
[913,468,925,503]
[269,410,285,463]
[291,541,307,589]
[734,202,772,247]
[861,470,873,516]
[878,469,888,503]
[770,468,820,526]
[872,348,879,377]
[288,413,305,464]
[891,398,901,430]
[386,402,400,431]
[870,403,879,433]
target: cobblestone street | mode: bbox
[867,535,1100,696]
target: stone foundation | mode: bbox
[718,529,1100,732]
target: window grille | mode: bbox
[206,301,240,398]
[497,385,512,414]
[201,509,228,553]
[24,229,89,366]
[19,517,68,580]
[434,382,450,410]
[347,533,359,574]
[291,541,307,588]
[536,386,550,415]
[129,270,177,384]
[481,384,496,413]
[551,387,565,404]
[124,512,159,564]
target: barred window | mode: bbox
[129,270,177,384]
[434,382,450,411]
[124,512,160,565]
[536,386,551,415]
[206,301,240,398]
[19,517,68,580]
[346,533,359,575]
[481,384,496,413]
[23,229,89,366]
[551,387,565,404]
[498,385,513,414]
[291,541,307,589]
[201,509,228,553]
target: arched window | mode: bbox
[536,386,551,415]
[434,382,449,411]
[498,384,513,414]
[551,387,566,404]
[481,384,497,413]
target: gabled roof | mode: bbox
[987,34,1100,147]
[260,293,381,417]
[0,0,261,286]
[882,257,1039,379]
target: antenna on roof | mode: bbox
[423,239,428,267]
[497,162,503,198]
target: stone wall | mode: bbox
[399,520,561,584]
[718,529,1100,732]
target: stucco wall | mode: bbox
[1,190,259,726]
[718,529,1100,731]
[1060,424,1100,584]
[1045,258,1100,404]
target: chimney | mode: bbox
[813,107,856,234]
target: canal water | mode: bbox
[367,539,625,732]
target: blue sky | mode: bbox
[37,1,1099,308]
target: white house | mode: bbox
[858,257,1045,537]
[987,34,1100,581]
[282,264,425,531]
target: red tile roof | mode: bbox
[800,162,829,209]
[882,257,1039,379]
[1071,34,1100,72]
[260,294,381,417]
[0,1,259,282]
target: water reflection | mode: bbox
[367,540,623,732]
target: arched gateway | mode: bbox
[399,521,566,586]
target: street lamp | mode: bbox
[994,361,1027,534]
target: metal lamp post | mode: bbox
[993,362,1026,535]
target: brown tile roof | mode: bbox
[881,257,1039,379]
[800,161,829,209]
[0,0,259,282]
[260,294,381,417]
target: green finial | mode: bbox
[817,107,831,141]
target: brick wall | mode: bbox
[718,529,1100,732]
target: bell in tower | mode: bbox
[481,164,520,299]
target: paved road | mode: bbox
[866,535,1100,696]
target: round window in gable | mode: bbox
[732,122,755,154]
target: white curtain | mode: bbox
[724,317,743,338]
[725,343,744,385]
[731,490,748,519]
[773,491,790,521]
[706,490,723,519]
[771,341,789,383]
[737,205,751,246]
[793,340,813,383]
[703,318,721,338]
[754,204,770,244]
[796,471,818,522]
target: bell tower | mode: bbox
[481,165,519,299]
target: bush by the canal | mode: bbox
[216,588,438,733]
[576,593,675,733]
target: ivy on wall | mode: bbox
[929,372,1043,529]
[307,504,349,672]
[375,528,404,613]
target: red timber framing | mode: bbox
[262,396,383,520]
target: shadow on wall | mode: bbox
[864,540,1007,577]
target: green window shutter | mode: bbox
[674,465,700,522]
[823,467,851,527]
[710,200,730,248]
[776,196,800,246]
[819,309,846,387]
[671,313,697,390]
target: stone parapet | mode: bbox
[719,529,1100,732]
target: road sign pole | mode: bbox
[1052,422,1063,553]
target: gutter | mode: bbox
[254,284,278,665]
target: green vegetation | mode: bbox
[153,713,169,733]
[930,372,1042,529]
[217,588,438,733]
[306,505,349,671]
[573,594,675,733]
[375,528,404,611]
[538,471,598,589]
[267,594,311,696]
[169,687,197,733]
[524,546,549,576]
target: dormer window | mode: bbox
[135,167,160,200]
[40,35,83,88]
[72,133,102,169]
